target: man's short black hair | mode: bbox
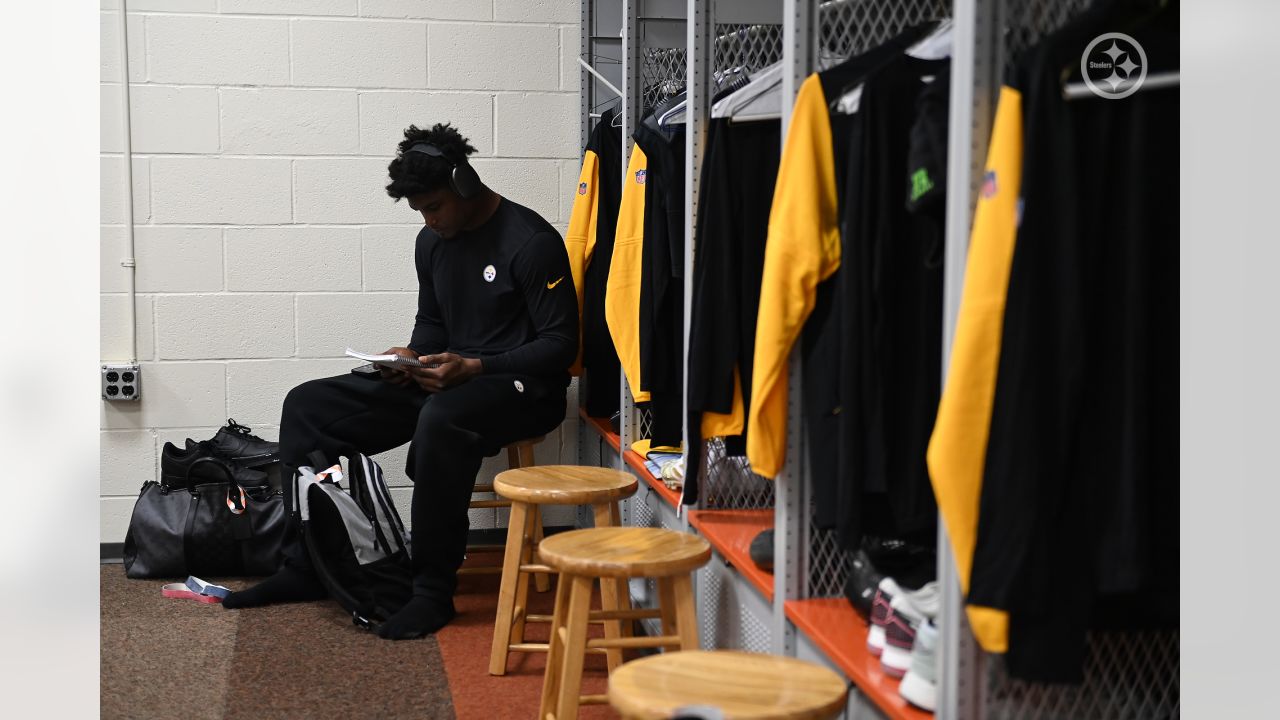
[385,123,478,200]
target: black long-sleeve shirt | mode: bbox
[409,197,578,381]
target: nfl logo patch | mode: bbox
[578,182,588,195]
[981,170,998,199]
[636,169,647,185]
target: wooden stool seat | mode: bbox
[538,526,712,578]
[539,527,713,720]
[493,465,637,505]
[607,650,848,720]
[488,466,639,679]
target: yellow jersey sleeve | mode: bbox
[605,145,651,403]
[746,73,841,479]
[926,86,1023,654]
[564,149,600,376]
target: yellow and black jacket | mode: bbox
[564,108,622,417]
[633,114,687,448]
[747,26,925,482]
[605,143,650,404]
[926,85,1022,656]
[604,114,687,449]
[929,5,1178,682]
[746,73,841,481]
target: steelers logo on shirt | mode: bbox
[514,380,525,393]
[483,265,496,282]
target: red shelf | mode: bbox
[785,599,934,720]
[579,408,681,510]
[687,509,775,602]
[580,409,621,453]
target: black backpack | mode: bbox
[295,452,413,629]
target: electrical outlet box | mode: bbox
[102,364,141,401]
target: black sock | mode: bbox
[222,566,327,609]
[376,596,456,640]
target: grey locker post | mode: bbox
[619,0,643,463]
[579,0,628,532]
[579,2,601,500]
[937,0,1002,716]
[771,0,818,659]
[581,0,592,152]
[580,0,591,494]
[682,0,709,512]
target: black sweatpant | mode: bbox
[277,371,567,601]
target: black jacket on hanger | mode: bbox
[967,2,1179,683]
[581,108,623,418]
[803,23,939,535]
[830,55,951,552]
[684,116,783,503]
[632,111,687,448]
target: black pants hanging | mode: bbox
[276,371,567,601]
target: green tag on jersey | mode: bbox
[910,168,935,202]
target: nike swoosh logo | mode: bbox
[546,277,565,290]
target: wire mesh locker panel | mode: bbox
[713,22,785,73]
[817,0,950,68]
[696,557,775,654]
[1003,0,1090,58]
[701,438,776,510]
[636,405,654,441]
[642,47,689,113]
[805,512,852,599]
[984,631,1180,720]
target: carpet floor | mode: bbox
[101,553,617,719]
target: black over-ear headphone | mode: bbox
[407,142,483,199]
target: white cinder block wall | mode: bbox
[100,0,585,543]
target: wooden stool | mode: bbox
[488,466,639,677]
[537,526,713,720]
[460,435,551,592]
[607,650,848,720]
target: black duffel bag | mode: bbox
[123,457,286,578]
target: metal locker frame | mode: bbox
[576,1,1178,717]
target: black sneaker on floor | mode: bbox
[161,440,269,489]
[844,549,885,618]
[208,419,279,468]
